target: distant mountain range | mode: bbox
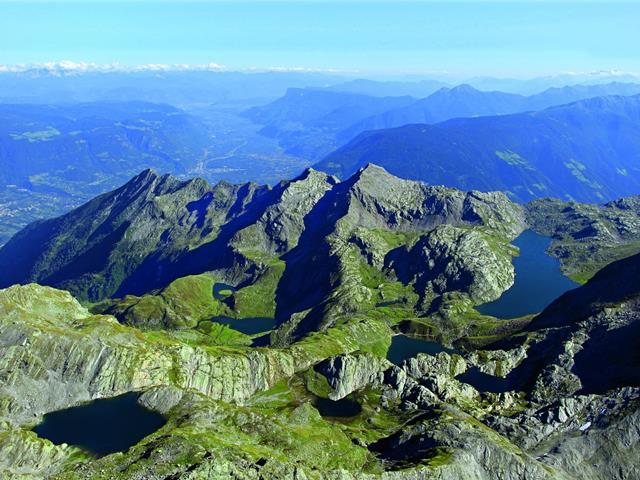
[2,64,637,102]
[316,94,640,202]
[0,99,312,245]
[243,89,417,159]
[463,71,640,94]
[0,101,212,188]
[341,82,640,139]
[0,69,344,106]
[0,101,217,245]
[2,74,640,246]
[247,82,640,162]
[245,89,415,129]
[322,78,449,98]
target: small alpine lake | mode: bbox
[31,392,166,456]
[455,367,513,393]
[313,396,362,418]
[212,316,278,335]
[476,230,578,319]
[386,334,459,366]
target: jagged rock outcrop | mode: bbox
[466,346,528,377]
[369,406,562,480]
[336,164,525,238]
[230,168,338,255]
[385,225,517,310]
[314,352,391,400]
[272,165,525,340]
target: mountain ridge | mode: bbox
[0,165,525,349]
[345,81,640,136]
[316,94,640,202]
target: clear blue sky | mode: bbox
[1,1,639,76]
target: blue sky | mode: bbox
[1,1,639,76]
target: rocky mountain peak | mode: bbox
[447,83,480,95]
[291,166,336,186]
[349,163,418,194]
[0,165,522,304]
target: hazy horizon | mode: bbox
[1,59,638,81]
[2,1,639,77]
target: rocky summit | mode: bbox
[0,164,525,340]
[0,165,639,479]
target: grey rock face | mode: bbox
[315,353,391,400]
[273,165,524,339]
[342,165,525,237]
[231,169,338,255]
[386,225,517,310]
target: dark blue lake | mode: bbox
[387,335,458,366]
[476,230,578,319]
[32,392,166,456]
[455,367,513,393]
[314,396,362,418]
[213,316,277,335]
